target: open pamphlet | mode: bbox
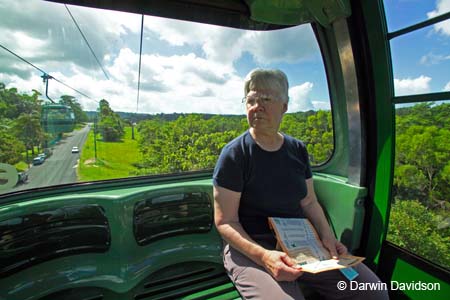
[268,217,365,274]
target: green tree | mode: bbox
[395,125,450,208]
[99,115,124,142]
[99,99,114,116]
[187,131,239,170]
[388,200,450,269]
[389,102,450,270]
[0,83,46,163]
[137,114,243,174]
[280,113,307,140]
[305,110,333,164]
[97,99,124,142]
[0,121,25,164]
[59,95,88,123]
[0,84,42,119]
[136,110,334,175]
[13,111,45,159]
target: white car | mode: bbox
[71,146,79,153]
[32,156,45,165]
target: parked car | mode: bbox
[71,146,79,153]
[37,153,46,160]
[32,156,45,165]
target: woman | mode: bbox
[213,69,389,299]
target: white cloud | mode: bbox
[0,73,45,95]
[127,52,243,114]
[394,76,432,96]
[288,82,315,112]
[142,17,246,65]
[144,17,211,47]
[11,31,47,56]
[243,26,317,64]
[0,0,141,78]
[287,83,329,112]
[427,0,450,36]
[444,81,450,91]
[61,48,245,114]
[143,16,317,66]
[420,52,450,65]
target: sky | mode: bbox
[384,0,450,96]
[0,0,449,115]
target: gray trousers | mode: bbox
[223,244,389,300]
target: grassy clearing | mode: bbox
[14,161,29,172]
[78,126,142,181]
[14,146,42,171]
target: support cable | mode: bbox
[65,4,110,80]
[0,44,46,74]
[136,14,144,114]
[0,43,96,102]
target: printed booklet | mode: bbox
[268,217,365,274]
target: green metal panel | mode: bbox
[245,0,351,26]
[0,173,368,299]
[313,173,367,252]
[359,0,395,266]
[0,179,225,300]
[389,260,450,300]
[378,243,450,299]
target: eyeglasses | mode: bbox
[242,96,274,106]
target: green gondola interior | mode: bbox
[0,176,353,300]
[41,103,75,134]
[1,0,449,299]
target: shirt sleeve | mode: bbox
[212,144,244,193]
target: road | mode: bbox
[12,125,90,192]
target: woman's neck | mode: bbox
[249,128,284,151]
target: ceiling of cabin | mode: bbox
[45,0,351,29]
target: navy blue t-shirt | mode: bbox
[213,130,313,236]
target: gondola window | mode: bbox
[383,0,450,271]
[0,0,333,195]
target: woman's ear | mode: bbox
[282,103,288,113]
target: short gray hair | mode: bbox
[244,69,289,103]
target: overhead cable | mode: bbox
[65,4,110,80]
[136,14,144,114]
[0,44,46,75]
[0,43,96,102]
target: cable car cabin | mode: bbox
[41,104,76,134]
[0,0,449,300]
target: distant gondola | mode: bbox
[41,103,75,134]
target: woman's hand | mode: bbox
[261,250,303,281]
[321,236,348,258]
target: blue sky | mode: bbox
[384,0,450,95]
[0,0,448,114]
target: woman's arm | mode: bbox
[213,185,265,263]
[300,178,348,257]
[214,185,303,281]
